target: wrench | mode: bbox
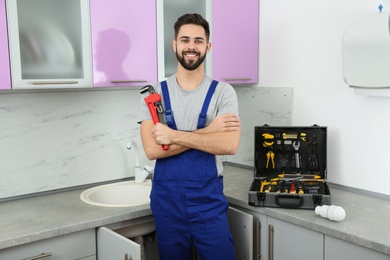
[292,140,300,169]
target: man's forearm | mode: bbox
[172,129,240,155]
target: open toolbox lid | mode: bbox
[254,124,327,180]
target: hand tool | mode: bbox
[278,173,321,179]
[289,180,296,194]
[282,132,298,139]
[140,85,168,150]
[292,140,301,169]
[262,133,274,147]
[266,151,275,169]
[260,178,278,192]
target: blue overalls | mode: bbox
[150,80,236,260]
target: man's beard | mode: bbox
[176,50,207,71]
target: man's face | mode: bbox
[173,24,211,71]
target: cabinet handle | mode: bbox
[223,78,252,81]
[32,81,78,85]
[110,80,147,83]
[255,220,262,259]
[124,253,132,260]
[268,225,274,260]
[24,252,52,260]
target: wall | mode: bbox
[0,88,292,199]
[258,0,390,196]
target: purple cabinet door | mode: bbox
[0,0,11,89]
[212,0,259,84]
[90,0,157,87]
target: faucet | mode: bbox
[127,140,153,183]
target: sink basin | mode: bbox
[80,180,152,207]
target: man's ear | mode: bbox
[172,39,177,52]
[206,42,212,54]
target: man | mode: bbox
[138,13,240,260]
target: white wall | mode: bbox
[258,0,390,196]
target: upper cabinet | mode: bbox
[0,0,11,89]
[157,0,259,84]
[6,0,92,89]
[90,0,157,88]
[212,0,259,84]
[157,0,209,80]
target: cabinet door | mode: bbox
[0,229,96,260]
[325,235,389,260]
[0,0,11,89]
[212,0,259,84]
[90,0,157,87]
[227,206,254,260]
[97,227,141,260]
[268,217,323,260]
[156,0,209,81]
[6,0,92,89]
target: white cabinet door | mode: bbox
[0,229,96,260]
[325,235,389,260]
[6,0,92,89]
[97,227,141,260]
[268,217,323,260]
[227,206,254,260]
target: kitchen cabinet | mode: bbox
[156,0,259,84]
[0,229,96,259]
[212,0,259,84]
[6,0,92,89]
[0,0,11,89]
[235,206,323,260]
[97,215,157,260]
[157,0,209,80]
[268,217,323,260]
[90,0,157,88]
[227,206,254,260]
[324,235,389,260]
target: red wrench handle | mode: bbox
[144,94,169,151]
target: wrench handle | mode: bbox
[144,94,169,151]
[295,152,300,168]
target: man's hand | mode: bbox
[152,123,176,146]
[199,114,240,133]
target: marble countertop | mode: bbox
[0,165,389,256]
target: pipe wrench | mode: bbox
[140,85,169,150]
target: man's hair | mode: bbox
[174,13,210,42]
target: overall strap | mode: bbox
[160,81,177,130]
[197,80,219,129]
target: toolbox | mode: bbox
[248,125,331,209]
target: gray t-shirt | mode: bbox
[138,74,239,174]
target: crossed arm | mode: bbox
[140,113,241,160]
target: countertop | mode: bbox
[0,165,389,256]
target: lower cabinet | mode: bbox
[245,209,323,260]
[0,229,96,260]
[97,215,157,260]
[227,206,254,260]
[232,206,389,260]
[268,217,323,260]
[324,235,389,260]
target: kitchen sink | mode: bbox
[80,180,152,207]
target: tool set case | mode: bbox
[248,125,331,209]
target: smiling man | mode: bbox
[138,13,240,260]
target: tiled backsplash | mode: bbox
[0,86,292,199]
